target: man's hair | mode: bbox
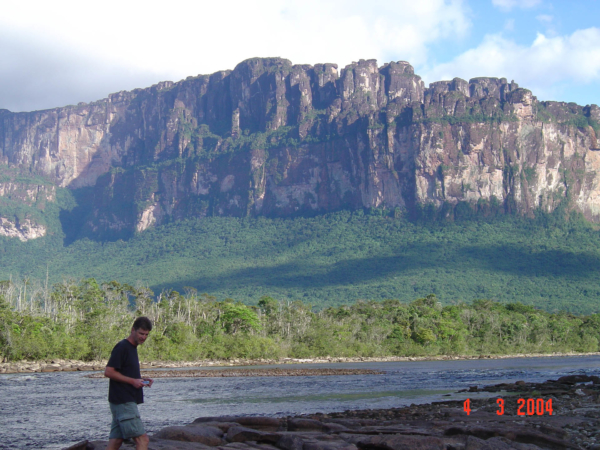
[133,316,152,331]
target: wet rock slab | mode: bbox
[68,377,600,450]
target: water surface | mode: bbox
[1,356,599,449]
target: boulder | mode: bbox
[153,425,225,446]
[557,375,600,385]
[322,423,350,434]
[288,419,326,432]
[226,426,280,444]
[194,417,283,431]
[276,434,305,450]
[190,421,244,433]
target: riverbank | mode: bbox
[3,351,600,375]
[67,374,600,450]
[2,351,600,375]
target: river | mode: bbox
[1,355,599,449]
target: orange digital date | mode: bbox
[463,398,553,416]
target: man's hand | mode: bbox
[105,366,151,389]
[131,378,147,389]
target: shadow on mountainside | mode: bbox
[150,242,600,296]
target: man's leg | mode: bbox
[132,433,149,450]
[107,403,124,450]
[106,438,124,450]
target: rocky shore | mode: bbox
[64,374,600,450]
[2,352,599,375]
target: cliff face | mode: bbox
[1,57,599,239]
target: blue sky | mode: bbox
[1,0,599,112]
[421,0,600,106]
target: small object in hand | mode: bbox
[141,380,150,385]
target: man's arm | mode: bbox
[104,366,147,389]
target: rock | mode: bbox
[247,444,280,450]
[226,443,252,448]
[219,443,254,449]
[0,216,46,241]
[444,426,578,450]
[66,375,600,449]
[193,416,283,431]
[153,425,225,446]
[557,375,600,385]
[229,417,283,431]
[355,435,445,450]
[226,426,280,444]
[288,419,326,432]
[277,435,305,450]
[464,436,542,450]
[86,441,112,450]
[303,441,357,450]
[148,437,215,449]
[62,440,89,450]
[321,419,361,429]
[322,423,350,433]
[439,408,465,418]
[4,58,600,241]
[190,421,243,433]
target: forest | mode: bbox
[2,204,600,314]
[1,277,598,363]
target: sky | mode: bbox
[1,0,599,112]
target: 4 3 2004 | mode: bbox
[463,398,553,416]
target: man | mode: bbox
[104,317,154,450]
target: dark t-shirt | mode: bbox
[106,339,143,404]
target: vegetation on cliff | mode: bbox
[1,277,598,363]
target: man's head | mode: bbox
[133,317,152,332]
[129,317,152,346]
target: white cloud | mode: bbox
[0,0,470,111]
[0,27,162,112]
[492,0,542,12]
[421,28,600,103]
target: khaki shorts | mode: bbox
[109,402,146,440]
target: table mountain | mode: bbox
[1,57,599,240]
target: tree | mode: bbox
[258,296,278,316]
[220,302,261,334]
